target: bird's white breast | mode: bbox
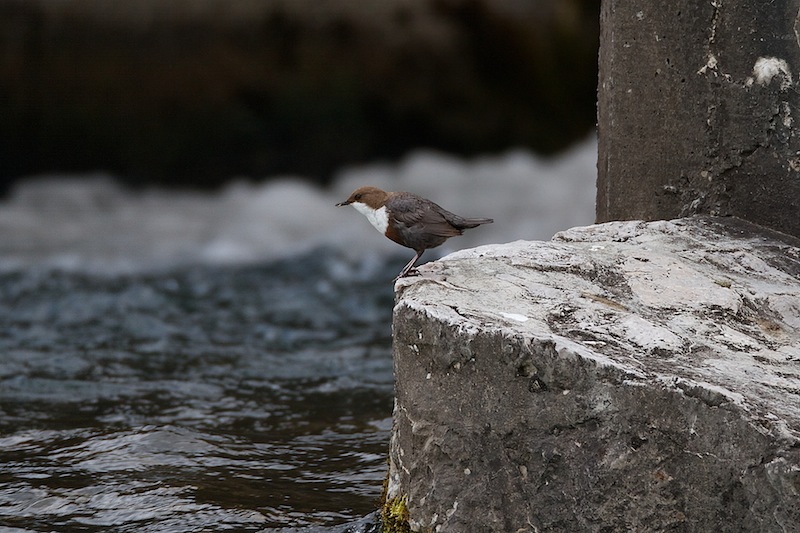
[352,202,389,234]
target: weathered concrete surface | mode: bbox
[597,1,800,238]
[388,216,800,532]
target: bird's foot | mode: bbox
[393,268,420,282]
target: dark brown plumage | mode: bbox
[336,186,493,280]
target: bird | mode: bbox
[336,186,493,280]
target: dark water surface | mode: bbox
[0,250,398,532]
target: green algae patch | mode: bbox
[381,495,410,533]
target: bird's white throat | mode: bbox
[351,202,389,234]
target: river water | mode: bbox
[0,139,596,531]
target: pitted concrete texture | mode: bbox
[388,217,800,532]
[597,1,800,238]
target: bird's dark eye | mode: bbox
[354,193,362,200]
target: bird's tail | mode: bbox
[452,217,494,229]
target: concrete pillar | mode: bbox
[597,0,800,238]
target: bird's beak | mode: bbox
[335,200,350,207]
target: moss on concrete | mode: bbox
[381,495,410,533]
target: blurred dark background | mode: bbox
[0,0,599,194]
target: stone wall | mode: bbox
[387,217,800,532]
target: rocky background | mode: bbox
[0,0,599,193]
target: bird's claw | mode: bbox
[393,268,420,282]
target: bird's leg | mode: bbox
[395,250,423,281]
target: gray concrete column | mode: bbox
[597,1,800,237]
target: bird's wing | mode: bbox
[389,193,462,238]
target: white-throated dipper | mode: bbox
[336,186,493,280]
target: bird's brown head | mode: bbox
[335,186,390,209]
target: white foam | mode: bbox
[0,136,597,272]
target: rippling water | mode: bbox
[0,252,398,531]
[0,138,597,531]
